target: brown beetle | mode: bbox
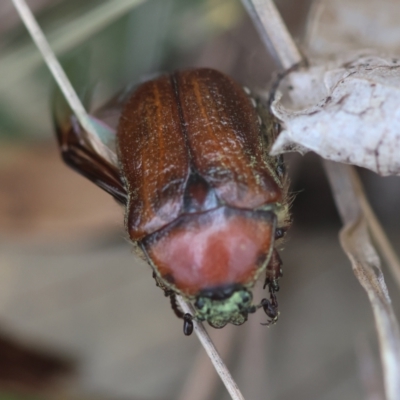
[54,68,290,334]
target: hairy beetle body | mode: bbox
[117,69,290,330]
[54,68,291,333]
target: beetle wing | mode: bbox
[117,69,284,241]
[117,75,190,240]
[53,95,127,205]
[174,69,282,209]
[93,83,141,135]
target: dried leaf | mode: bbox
[306,0,400,55]
[269,0,400,176]
[271,52,400,175]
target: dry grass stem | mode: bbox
[11,0,117,166]
[356,335,385,400]
[1,0,147,91]
[177,325,237,400]
[349,169,400,291]
[12,1,246,399]
[324,161,400,400]
[241,0,303,69]
[176,296,245,400]
[236,284,269,398]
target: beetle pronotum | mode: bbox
[54,68,291,335]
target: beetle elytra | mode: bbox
[54,68,291,334]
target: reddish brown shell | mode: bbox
[144,207,275,296]
[117,68,282,241]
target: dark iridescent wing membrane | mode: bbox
[53,95,127,205]
[93,83,141,136]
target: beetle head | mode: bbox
[194,286,254,328]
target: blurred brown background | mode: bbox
[0,1,399,399]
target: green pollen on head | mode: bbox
[194,289,253,329]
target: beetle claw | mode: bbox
[260,298,278,318]
[260,313,280,326]
[183,313,194,336]
[260,289,279,325]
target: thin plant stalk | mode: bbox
[176,296,245,400]
[324,161,400,400]
[177,324,237,400]
[12,1,245,399]
[241,0,303,69]
[11,0,116,166]
[349,169,400,290]
[1,0,148,91]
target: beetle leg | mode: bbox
[53,108,127,205]
[261,249,282,326]
[169,293,194,336]
[152,272,194,335]
[183,313,194,336]
[263,248,283,291]
[260,290,279,326]
[168,293,184,319]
